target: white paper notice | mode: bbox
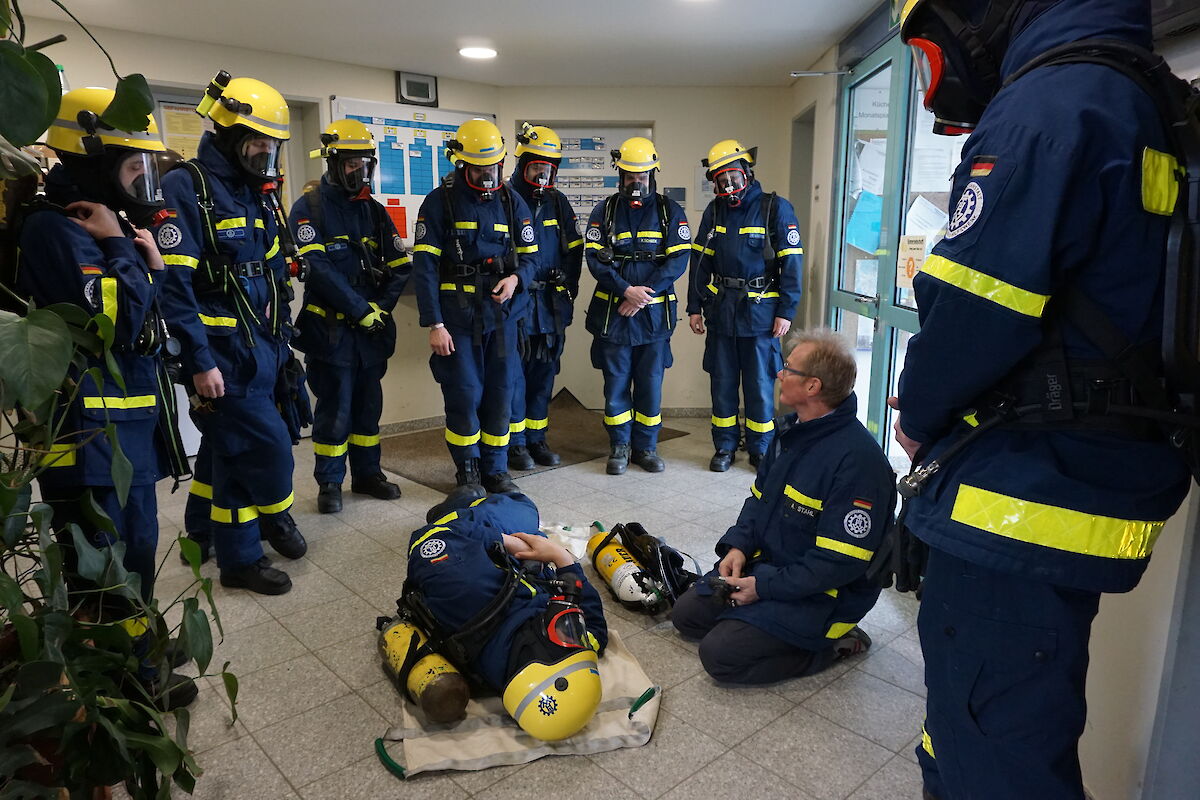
[896,235,927,289]
[910,146,951,193]
[858,139,888,196]
[906,195,949,241]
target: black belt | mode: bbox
[713,274,769,290]
[231,260,266,278]
[444,260,506,279]
[614,250,665,262]
[527,280,548,291]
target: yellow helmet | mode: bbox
[515,123,562,161]
[702,139,756,175]
[197,73,290,140]
[311,118,376,159]
[446,118,506,166]
[610,137,659,173]
[46,87,166,156]
[502,648,601,741]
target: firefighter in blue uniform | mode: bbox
[289,119,411,514]
[412,119,539,503]
[406,492,607,740]
[156,73,307,595]
[687,140,804,472]
[584,137,691,475]
[672,330,891,682]
[505,124,583,471]
[891,2,1193,797]
[20,88,195,708]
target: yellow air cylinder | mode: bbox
[588,523,655,606]
[379,619,469,723]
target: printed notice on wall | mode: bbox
[896,234,927,289]
[157,102,212,162]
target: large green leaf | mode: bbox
[104,422,132,506]
[123,730,182,778]
[101,73,154,132]
[70,522,109,583]
[0,41,51,146]
[0,3,10,37]
[2,482,31,547]
[0,307,74,409]
[179,597,212,674]
[220,665,238,722]
[23,48,61,142]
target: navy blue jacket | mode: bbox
[155,133,291,395]
[686,181,805,336]
[505,178,583,335]
[18,166,165,488]
[897,0,1191,593]
[406,493,608,691]
[289,177,411,366]
[583,193,691,345]
[703,395,895,649]
[411,177,538,334]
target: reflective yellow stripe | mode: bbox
[635,412,661,426]
[414,244,443,256]
[410,525,451,554]
[257,492,294,515]
[614,232,633,241]
[215,217,246,230]
[784,485,823,511]
[120,616,150,638]
[1142,147,1180,216]
[509,420,527,434]
[303,304,345,319]
[751,482,762,500]
[636,230,663,239]
[516,245,539,254]
[748,291,780,300]
[746,418,774,433]
[265,237,280,260]
[480,430,511,447]
[41,443,76,468]
[439,283,477,293]
[199,314,238,327]
[739,226,766,234]
[706,282,718,294]
[604,410,633,426]
[568,238,584,248]
[711,414,738,428]
[348,433,380,447]
[543,219,559,227]
[211,504,259,524]
[595,290,612,301]
[313,440,349,457]
[99,277,118,324]
[164,254,200,268]
[388,255,411,267]
[665,243,691,255]
[334,235,350,241]
[454,221,479,230]
[950,484,1166,560]
[469,497,487,507]
[493,223,509,233]
[298,243,326,255]
[825,621,858,639]
[585,242,605,251]
[433,511,459,525]
[922,725,936,758]
[445,428,481,447]
[816,536,873,561]
[714,225,727,234]
[83,394,156,410]
[525,417,548,431]
[254,218,266,230]
[776,247,804,257]
[922,255,1049,318]
[963,411,980,428]
[189,480,213,499]
[824,588,839,598]
[593,291,671,305]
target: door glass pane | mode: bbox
[834,308,875,429]
[896,78,965,309]
[885,327,915,474]
[838,64,892,298]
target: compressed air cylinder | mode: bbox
[588,523,655,606]
[379,619,469,724]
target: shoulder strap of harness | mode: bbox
[303,183,324,240]
[760,191,779,283]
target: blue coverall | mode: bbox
[289,177,411,485]
[687,180,804,456]
[155,133,297,570]
[412,177,538,475]
[895,3,1193,796]
[583,194,691,450]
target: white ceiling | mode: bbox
[67,0,877,87]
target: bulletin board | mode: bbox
[544,124,653,221]
[329,96,495,243]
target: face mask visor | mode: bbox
[621,170,651,208]
[711,166,748,205]
[523,160,558,196]
[545,606,589,650]
[465,162,502,198]
[336,154,377,194]
[239,134,284,179]
[112,149,164,225]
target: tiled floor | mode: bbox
[150,417,927,799]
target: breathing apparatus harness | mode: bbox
[593,192,675,336]
[697,190,782,308]
[590,522,700,613]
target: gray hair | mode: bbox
[784,327,857,406]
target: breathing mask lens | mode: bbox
[712,167,747,202]
[338,154,377,194]
[622,171,650,207]
[524,160,557,194]
[240,134,283,178]
[545,606,589,650]
[910,39,945,112]
[465,162,502,196]
[114,151,162,204]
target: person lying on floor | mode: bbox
[404,492,609,740]
[671,328,896,683]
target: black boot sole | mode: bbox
[220,572,293,595]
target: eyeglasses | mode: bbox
[779,365,812,378]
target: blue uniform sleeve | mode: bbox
[412,192,447,327]
[771,196,804,322]
[509,191,539,290]
[687,204,716,315]
[584,198,630,297]
[897,121,1093,445]
[155,171,216,376]
[374,205,412,312]
[648,200,690,296]
[287,197,370,321]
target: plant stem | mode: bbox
[47,0,118,78]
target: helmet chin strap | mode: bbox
[352,185,371,201]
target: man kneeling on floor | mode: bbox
[672,328,895,683]
[405,492,609,739]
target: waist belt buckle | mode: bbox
[1086,379,1123,416]
[234,260,266,278]
[454,264,478,279]
[747,276,768,290]
[720,276,747,290]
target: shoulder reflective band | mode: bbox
[100,277,118,325]
[783,484,823,511]
[815,536,873,561]
[921,255,1049,318]
[665,243,691,255]
[83,395,156,410]
[164,254,200,268]
[298,242,326,255]
[410,525,451,554]
[775,247,804,257]
[413,244,442,256]
[515,244,539,254]
[1142,147,1179,216]
[950,484,1165,560]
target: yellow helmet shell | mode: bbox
[515,124,563,160]
[898,0,926,34]
[312,118,376,158]
[612,137,659,173]
[205,76,290,140]
[705,139,754,172]
[46,87,166,156]
[447,118,506,166]
[502,649,601,741]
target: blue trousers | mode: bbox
[307,356,386,484]
[590,338,672,450]
[429,322,516,474]
[183,394,295,569]
[509,333,565,446]
[703,333,780,454]
[917,547,1100,800]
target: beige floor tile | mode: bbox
[857,632,927,698]
[256,693,388,787]
[190,737,293,800]
[357,678,409,723]
[297,755,466,800]
[486,753,640,799]
[314,630,390,690]
[174,682,251,756]
[277,594,380,650]
[849,754,926,799]
[234,653,351,732]
[802,670,927,752]
[767,657,857,704]
[622,628,705,690]
[589,709,726,798]
[448,762,529,795]
[209,618,308,678]
[859,588,920,635]
[659,672,795,747]
[661,750,817,800]
[253,568,354,619]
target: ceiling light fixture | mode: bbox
[460,46,497,59]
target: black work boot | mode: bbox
[317,483,342,514]
[351,472,402,500]
[749,452,764,469]
[632,449,665,473]
[482,471,519,493]
[833,626,872,660]
[178,533,211,566]
[426,484,487,524]
[709,450,734,472]
[527,440,561,466]
[606,443,631,475]
[508,445,536,471]
[220,556,292,595]
[259,512,307,560]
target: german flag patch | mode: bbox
[79,264,103,276]
[852,498,873,511]
[970,156,997,177]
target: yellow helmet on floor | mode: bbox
[446,118,506,166]
[46,87,165,156]
[502,648,601,741]
[702,139,756,175]
[198,73,290,140]
[515,124,562,161]
[311,118,376,159]
[610,137,659,173]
